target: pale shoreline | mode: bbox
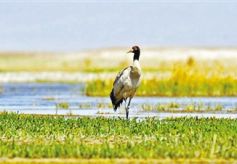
[0,72,169,83]
[1,47,237,59]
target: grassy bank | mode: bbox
[1,113,237,160]
[85,63,237,96]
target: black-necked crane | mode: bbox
[110,46,142,119]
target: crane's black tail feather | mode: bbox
[110,89,123,111]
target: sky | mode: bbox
[0,1,237,51]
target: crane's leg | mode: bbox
[124,98,127,109]
[118,98,127,120]
[126,97,132,119]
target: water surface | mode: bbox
[0,83,236,119]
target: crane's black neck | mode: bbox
[133,52,140,61]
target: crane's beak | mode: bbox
[127,49,133,53]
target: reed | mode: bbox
[85,61,237,96]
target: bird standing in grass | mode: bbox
[110,46,142,119]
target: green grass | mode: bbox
[2,158,237,164]
[1,113,237,160]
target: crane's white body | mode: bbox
[113,60,142,101]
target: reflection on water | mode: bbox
[0,83,236,119]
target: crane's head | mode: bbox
[127,46,140,54]
[127,46,140,61]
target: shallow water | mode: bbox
[0,83,236,119]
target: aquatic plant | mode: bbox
[142,103,180,112]
[214,104,223,111]
[78,103,92,109]
[56,102,70,109]
[140,102,229,113]
[0,87,3,94]
[42,97,55,101]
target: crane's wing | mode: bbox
[113,66,131,86]
[110,66,132,110]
